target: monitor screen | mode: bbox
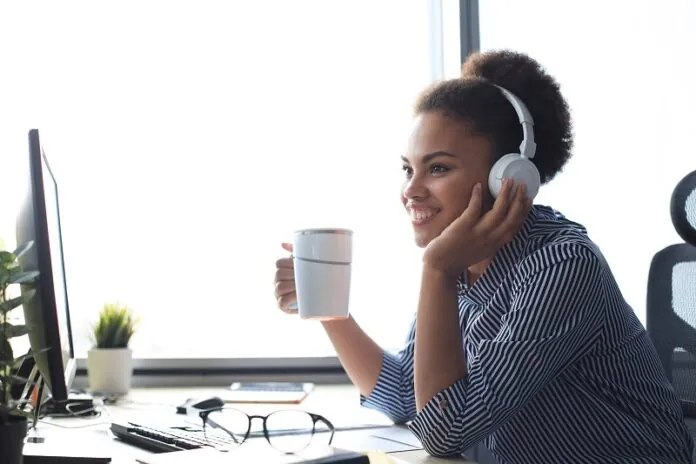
[15,128,75,406]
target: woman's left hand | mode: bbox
[422,178,532,279]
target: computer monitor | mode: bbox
[15,128,77,413]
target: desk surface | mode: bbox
[26,385,477,464]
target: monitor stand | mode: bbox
[20,363,96,420]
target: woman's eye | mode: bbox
[402,165,413,178]
[430,164,449,174]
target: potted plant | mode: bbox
[1,241,40,464]
[86,303,137,396]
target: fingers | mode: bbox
[275,267,294,281]
[276,242,294,269]
[493,183,531,241]
[277,294,298,314]
[488,182,531,245]
[476,178,515,233]
[276,256,294,269]
[466,182,484,220]
[275,279,295,298]
[275,279,298,314]
[277,242,297,313]
[275,279,295,296]
[447,182,484,234]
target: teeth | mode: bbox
[411,209,437,222]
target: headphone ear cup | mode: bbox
[488,153,541,199]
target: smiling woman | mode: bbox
[401,120,493,248]
[324,49,692,462]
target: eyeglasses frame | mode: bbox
[199,407,336,450]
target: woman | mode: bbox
[274,50,693,463]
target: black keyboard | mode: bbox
[110,420,235,453]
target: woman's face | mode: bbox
[401,111,494,248]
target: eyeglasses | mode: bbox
[199,408,335,453]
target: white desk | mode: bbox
[26,385,477,464]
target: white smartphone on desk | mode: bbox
[222,382,315,404]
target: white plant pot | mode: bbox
[87,348,133,395]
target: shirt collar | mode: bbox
[458,205,538,306]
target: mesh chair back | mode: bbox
[671,170,696,246]
[646,170,696,461]
[646,244,696,402]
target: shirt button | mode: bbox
[439,399,449,412]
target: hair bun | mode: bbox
[461,50,573,183]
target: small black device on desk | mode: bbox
[175,396,224,415]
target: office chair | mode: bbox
[646,169,696,458]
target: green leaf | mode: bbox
[0,323,31,338]
[9,271,39,285]
[0,251,15,266]
[93,303,137,348]
[0,251,19,288]
[0,291,34,315]
[12,241,34,261]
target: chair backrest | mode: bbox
[646,244,696,400]
[671,169,696,246]
[646,170,696,405]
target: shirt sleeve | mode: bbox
[360,316,417,424]
[408,244,606,457]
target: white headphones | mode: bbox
[488,85,541,200]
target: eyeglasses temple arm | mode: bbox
[311,413,336,444]
[201,411,245,445]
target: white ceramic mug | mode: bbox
[292,228,352,320]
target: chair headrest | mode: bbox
[670,170,696,246]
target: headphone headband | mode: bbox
[493,84,537,160]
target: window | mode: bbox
[479,0,696,324]
[0,1,463,361]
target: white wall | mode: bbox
[479,0,696,322]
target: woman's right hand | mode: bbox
[274,242,298,314]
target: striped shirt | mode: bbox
[361,205,693,463]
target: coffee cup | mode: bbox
[292,228,352,320]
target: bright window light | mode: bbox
[0,1,462,359]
